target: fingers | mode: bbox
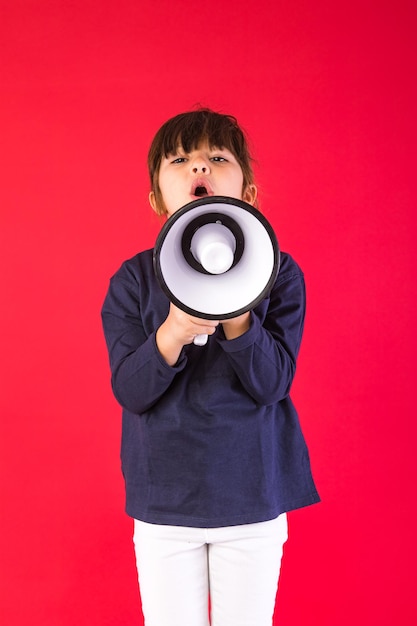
[190,317,219,333]
[168,304,219,344]
[183,316,220,342]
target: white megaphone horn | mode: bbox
[153,196,280,346]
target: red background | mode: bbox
[1,1,416,624]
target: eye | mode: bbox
[171,156,187,164]
[210,155,227,162]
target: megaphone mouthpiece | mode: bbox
[190,222,236,274]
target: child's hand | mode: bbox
[156,303,219,365]
[221,312,250,340]
[166,304,219,344]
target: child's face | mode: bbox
[149,141,257,217]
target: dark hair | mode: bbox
[148,108,256,215]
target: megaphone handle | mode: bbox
[193,334,208,346]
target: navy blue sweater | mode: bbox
[101,249,319,527]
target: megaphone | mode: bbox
[153,196,280,345]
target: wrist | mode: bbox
[156,323,183,366]
[221,312,251,340]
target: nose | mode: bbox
[191,155,210,174]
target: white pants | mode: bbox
[133,514,288,626]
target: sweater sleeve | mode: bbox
[216,254,306,405]
[101,266,187,415]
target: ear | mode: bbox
[149,191,158,213]
[243,184,257,206]
[149,190,168,217]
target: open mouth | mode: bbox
[191,179,212,198]
[194,185,209,197]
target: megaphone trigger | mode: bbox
[193,333,208,346]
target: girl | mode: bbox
[101,108,319,626]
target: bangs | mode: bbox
[159,110,245,157]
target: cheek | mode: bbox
[161,175,182,198]
[233,169,244,188]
